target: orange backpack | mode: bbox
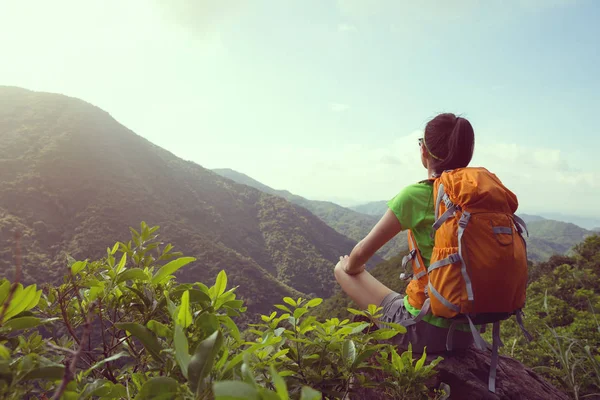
[400,167,532,393]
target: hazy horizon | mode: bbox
[1,0,599,218]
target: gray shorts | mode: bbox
[379,292,474,355]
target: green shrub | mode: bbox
[0,223,446,399]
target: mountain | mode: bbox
[350,200,388,216]
[535,212,600,231]
[213,169,408,259]
[525,219,593,262]
[519,214,547,223]
[0,86,371,316]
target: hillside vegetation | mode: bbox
[0,224,444,400]
[213,169,408,259]
[0,86,372,316]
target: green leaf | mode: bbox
[174,325,191,379]
[415,350,427,371]
[188,329,224,394]
[0,344,9,360]
[116,253,127,274]
[83,352,129,377]
[25,289,42,311]
[115,323,164,362]
[214,270,228,297]
[151,257,196,285]
[135,376,180,400]
[21,365,65,381]
[213,381,260,400]
[111,242,120,255]
[300,386,322,400]
[274,304,292,313]
[293,308,308,320]
[367,304,379,315]
[177,290,193,328]
[352,349,377,368]
[2,316,41,331]
[2,284,37,322]
[70,261,87,276]
[196,312,219,336]
[188,289,211,304]
[371,330,400,340]
[339,322,370,336]
[147,320,172,338]
[342,340,356,365]
[116,268,148,284]
[306,298,323,308]
[0,280,10,304]
[346,308,365,316]
[219,315,241,342]
[283,297,297,307]
[80,379,113,399]
[270,365,288,400]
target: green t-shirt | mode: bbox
[387,181,435,266]
[387,180,472,332]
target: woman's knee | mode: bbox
[333,261,345,282]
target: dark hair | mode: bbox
[424,113,475,173]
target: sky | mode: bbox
[1,0,599,219]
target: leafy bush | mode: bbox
[0,223,446,399]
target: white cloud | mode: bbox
[338,23,357,32]
[330,103,350,112]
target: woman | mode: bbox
[334,112,476,354]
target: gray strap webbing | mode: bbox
[516,309,533,341]
[428,253,460,273]
[428,283,460,313]
[435,183,445,220]
[413,270,427,280]
[489,321,502,393]
[466,315,490,351]
[513,215,529,237]
[432,204,457,231]
[492,226,512,235]
[401,298,430,327]
[457,211,475,301]
[446,320,458,351]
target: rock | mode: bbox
[351,347,568,400]
[430,348,569,400]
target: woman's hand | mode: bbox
[336,255,365,275]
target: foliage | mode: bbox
[0,224,445,399]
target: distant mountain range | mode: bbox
[213,169,408,259]
[215,170,596,263]
[0,86,375,316]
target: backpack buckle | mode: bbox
[458,211,471,228]
[400,272,412,281]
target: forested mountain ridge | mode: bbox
[0,86,369,314]
[213,168,408,259]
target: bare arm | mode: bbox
[343,209,402,274]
